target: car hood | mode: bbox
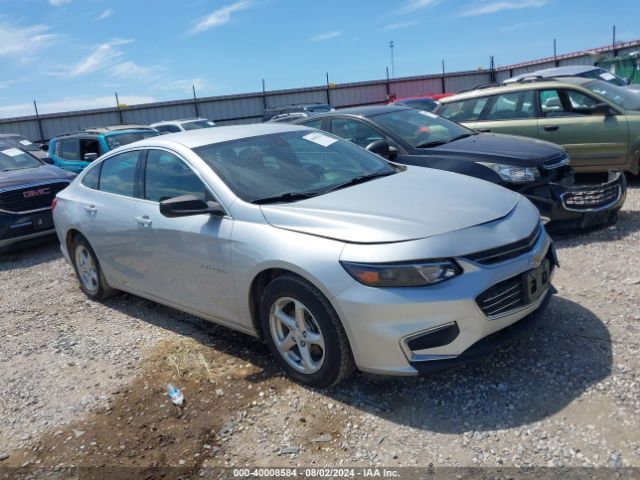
[260,167,519,244]
[0,164,75,190]
[423,133,566,166]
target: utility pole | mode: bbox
[489,56,496,83]
[385,66,391,100]
[114,92,123,123]
[612,25,617,56]
[192,84,200,118]
[389,41,395,78]
[33,100,44,143]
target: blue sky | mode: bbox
[0,0,638,118]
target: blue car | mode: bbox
[48,124,160,172]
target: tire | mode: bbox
[260,274,355,388]
[69,234,117,300]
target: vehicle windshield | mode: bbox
[194,130,397,203]
[105,131,161,149]
[581,68,628,86]
[584,80,640,111]
[395,99,439,112]
[372,108,473,148]
[182,120,216,130]
[3,135,41,152]
[0,146,42,171]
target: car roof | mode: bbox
[151,118,208,125]
[0,133,21,138]
[298,105,409,118]
[53,127,157,139]
[440,77,593,102]
[116,123,313,150]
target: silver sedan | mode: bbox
[53,123,556,387]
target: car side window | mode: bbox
[144,150,208,202]
[301,119,324,130]
[439,98,488,122]
[157,125,180,133]
[59,139,79,161]
[484,91,535,120]
[81,164,101,190]
[98,151,140,198]
[329,119,384,148]
[564,90,600,115]
[539,89,570,117]
[79,138,101,161]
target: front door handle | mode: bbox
[544,125,559,131]
[84,205,97,215]
[135,215,152,227]
[477,128,491,133]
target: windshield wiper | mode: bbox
[416,133,474,149]
[251,192,318,205]
[324,171,396,193]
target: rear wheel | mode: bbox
[70,234,117,300]
[260,275,355,388]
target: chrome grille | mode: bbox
[464,224,541,265]
[561,184,621,211]
[476,276,525,317]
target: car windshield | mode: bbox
[105,131,161,149]
[194,130,397,203]
[182,120,216,130]
[395,99,438,112]
[3,135,41,152]
[372,108,473,148]
[0,146,41,171]
[581,68,628,86]
[584,80,640,111]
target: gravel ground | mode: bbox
[0,177,638,472]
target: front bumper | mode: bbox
[0,209,56,249]
[333,228,556,376]
[518,170,627,233]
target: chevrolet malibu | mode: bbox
[53,124,556,387]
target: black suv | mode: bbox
[0,143,75,251]
[295,105,626,233]
[262,103,334,122]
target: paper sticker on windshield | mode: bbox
[207,121,215,126]
[418,110,438,118]
[303,132,337,147]
[19,140,33,146]
[1,148,23,157]
[600,72,616,81]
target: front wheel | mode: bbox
[260,275,355,388]
[70,234,117,300]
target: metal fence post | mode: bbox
[262,79,267,109]
[441,60,446,93]
[115,92,124,123]
[33,100,45,143]
[192,85,200,118]
[326,72,331,105]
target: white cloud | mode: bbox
[97,9,113,20]
[397,0,439,14]
[461,0,547,16]
[49,0,71,5]
[110,61,164,83]
[0,21,59,58]
[67,39,132,77]
[0,95,155,119]
[383,21,419,31]
[153,78,209,95]
[189,0,253,35]
[500,20,541,31]
[308,31,340,42]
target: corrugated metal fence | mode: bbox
[1,40,638,142]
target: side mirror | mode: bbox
[84,152,98,162]
[366,139,391,158]
[41,157,54,165]
[159,195,225,218]
[40,144,49,152]
[591,103,613,116]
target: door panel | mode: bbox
[474,90,539,137]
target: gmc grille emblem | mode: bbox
[23,187,51,198]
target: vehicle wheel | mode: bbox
[70,234,117,300]
[260,275,355,388]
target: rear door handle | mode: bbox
[84,205,97,214]
[135,215,152,227]
[477,128,491,132]
[544,125,559,131]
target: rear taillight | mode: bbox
[52,197,58,212]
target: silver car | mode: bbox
[53,124,556,387]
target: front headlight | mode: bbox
[341,260,461,287]
[480,163,540,184]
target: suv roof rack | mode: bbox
[457,82,501,94]
[264,102,325,111]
